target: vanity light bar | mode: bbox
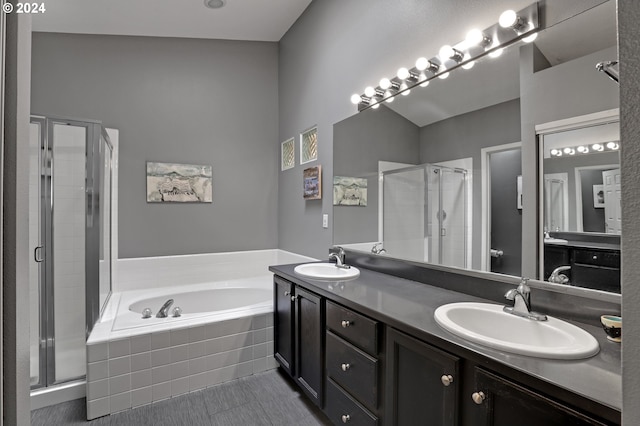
[549,141,620,157]
[350,2,539,111]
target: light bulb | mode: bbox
[607,142,619,150]
[489,48,503,58]
[399,82,411,96]
[397,67,410,80]
[439,45,454,61]
[550,149,559,156]
[364,86,375,97]
[577,146,588,153]
[420,79,430,88]
[461,54,475,70]
[593,143,604,151]
[466,29,484,46]
[379,78,391,90]
[385,94,394,103]
[416,57,429,71]
[438,71,450,80]
[371,103,380,109]
[499,10,517,28]
[350,94,362,105]
[563,147,572,154]
[523,32,538,43]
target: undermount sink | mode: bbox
[434,302,599,359]
[294,263,360,281]
[545,237,569,244]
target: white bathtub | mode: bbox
[110,277,273,332]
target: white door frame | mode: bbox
[574,164,618,232]
[480,141,522,272]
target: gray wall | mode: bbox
[419,99,522,269]
[580,169,606,233]
[619,1,640,423]
[31,33,279,258]
[333,105,420,245]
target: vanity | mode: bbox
[269,259,621,426]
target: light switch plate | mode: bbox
[322,214,328,228]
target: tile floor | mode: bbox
[31,369,331,425]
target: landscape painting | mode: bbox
[146,162,212,203]
[333,176,367,206]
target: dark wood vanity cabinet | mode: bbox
[272,274,620,426]
[544,244,620,292]
[385,327,460,426]
[469,369,609,426]
[273,276,324,407]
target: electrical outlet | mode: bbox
[322,214,329,228]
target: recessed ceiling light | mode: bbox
[204,0,226,9]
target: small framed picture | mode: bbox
[593,184,605,208]
[303,165,322,200]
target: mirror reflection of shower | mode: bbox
[380,162,471,268]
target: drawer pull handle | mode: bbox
[472,391,486,405]
[291,295,296,302]
[341,320,351,328]
[341,414,351,423]
[341,363,350,371]
[593,255,598,260]
[441,374,454,386]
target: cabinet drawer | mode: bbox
[326,331,378,410]
[573,249,620,268]
[327,301,378,355]
[325,378,378,426]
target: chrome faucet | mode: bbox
[503,278,547,321]
[156,299,174,318]
[548,266,571,284]
[329,247,350,269]
[371,242,386,254]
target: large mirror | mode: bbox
[333,1,620,293]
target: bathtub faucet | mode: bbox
[156,299,174,318]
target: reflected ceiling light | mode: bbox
[577,146,589,153]
[439,45,464,63]
[397,67,410,80]
[607,142,619,150]
[416,57,429,71]
[592,143,604,151]
[489,48,503,58]
[499,9,527,31]
[364,86,376,98]
[550,149,560,156]
[349,2,539,111]
[461,54,475,70]
[350,94,362,105]
[465,29,492,47]
[522,31,538,43]
[371,102,380,109]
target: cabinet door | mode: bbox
[295,286,324,407]
[274,276,295,376]
[470,368,609,426]
[385,328,460,426]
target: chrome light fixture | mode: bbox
[351,2,539,111]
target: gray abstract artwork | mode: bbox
[146,162,212,203]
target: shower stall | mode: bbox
[381,163,470,268]
[29,116,114,392]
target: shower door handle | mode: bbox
[34,246,45,262]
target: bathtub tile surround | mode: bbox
[86,249,313,419]
[86,313,276,419]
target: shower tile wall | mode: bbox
[52,124,87,381]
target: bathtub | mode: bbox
[110,277,273,332]
[85,249,316,420]
[85,275,278,419]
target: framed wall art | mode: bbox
[146,162,212,203]
[333,176,368,206]
[303,165,322,200]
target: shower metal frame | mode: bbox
[30,115,113,390]
[381,163,468,268]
